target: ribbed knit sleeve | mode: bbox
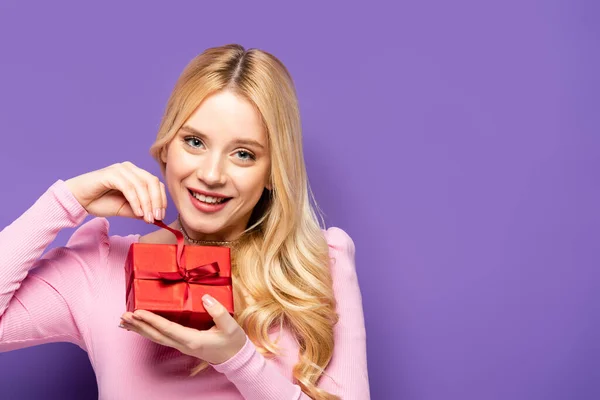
[213,227,371,399]
[0,180,109,351]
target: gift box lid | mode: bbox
[127,242,232,278]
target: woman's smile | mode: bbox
[187,188,232,213]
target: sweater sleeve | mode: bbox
[0,180,109,351]
[212,227,371,399]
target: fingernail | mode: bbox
[145,212,154,223]
[202,294,216,307]
[136,207,144,217]
[154,209,162,220]
[161,208,166,220]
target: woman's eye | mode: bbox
[184,137,204,149]
[236,150,256,161]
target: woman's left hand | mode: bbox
[119,294,247,365]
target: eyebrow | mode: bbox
[180,125,266,150]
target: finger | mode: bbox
[122,312,181,349]
[202,295,238,334]
[109,173,144,218]
[119,319,130,330]
[132,310,201,344]
[118,166,154,223]
[160,182,168,220]
[126,166,165,221]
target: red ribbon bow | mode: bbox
[156,261,231,286]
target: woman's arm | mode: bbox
[212,227,370,399]
[0,180,108,351]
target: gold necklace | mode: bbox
[177,214,237,246]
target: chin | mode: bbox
[181,216,221,233]
[194,225,223,235]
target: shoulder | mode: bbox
[54,217,137,264]
[323,227,356,256]
[64,217,111,259]
[322,227,357,278]
[37,218,114,270]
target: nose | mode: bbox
[196,153,227,186]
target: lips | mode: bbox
[187,189,232,205]
[187,189,231,213]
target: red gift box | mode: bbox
[124,221,234,330]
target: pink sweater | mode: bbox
[0,180,370,399]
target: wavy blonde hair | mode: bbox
[149,44,339,400]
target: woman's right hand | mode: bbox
[64,162,167,223]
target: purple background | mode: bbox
[0,1,598,399]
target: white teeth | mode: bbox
[191,191,225,204]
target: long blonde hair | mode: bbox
[149,44,339,400]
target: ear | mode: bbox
[160,146,168,164]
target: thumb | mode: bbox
[202,294,237,332]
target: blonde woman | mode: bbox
[0,44,369,399]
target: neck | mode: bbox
[176,214,239,246]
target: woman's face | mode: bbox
[162,90,271,240]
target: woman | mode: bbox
[0,44,369,399]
